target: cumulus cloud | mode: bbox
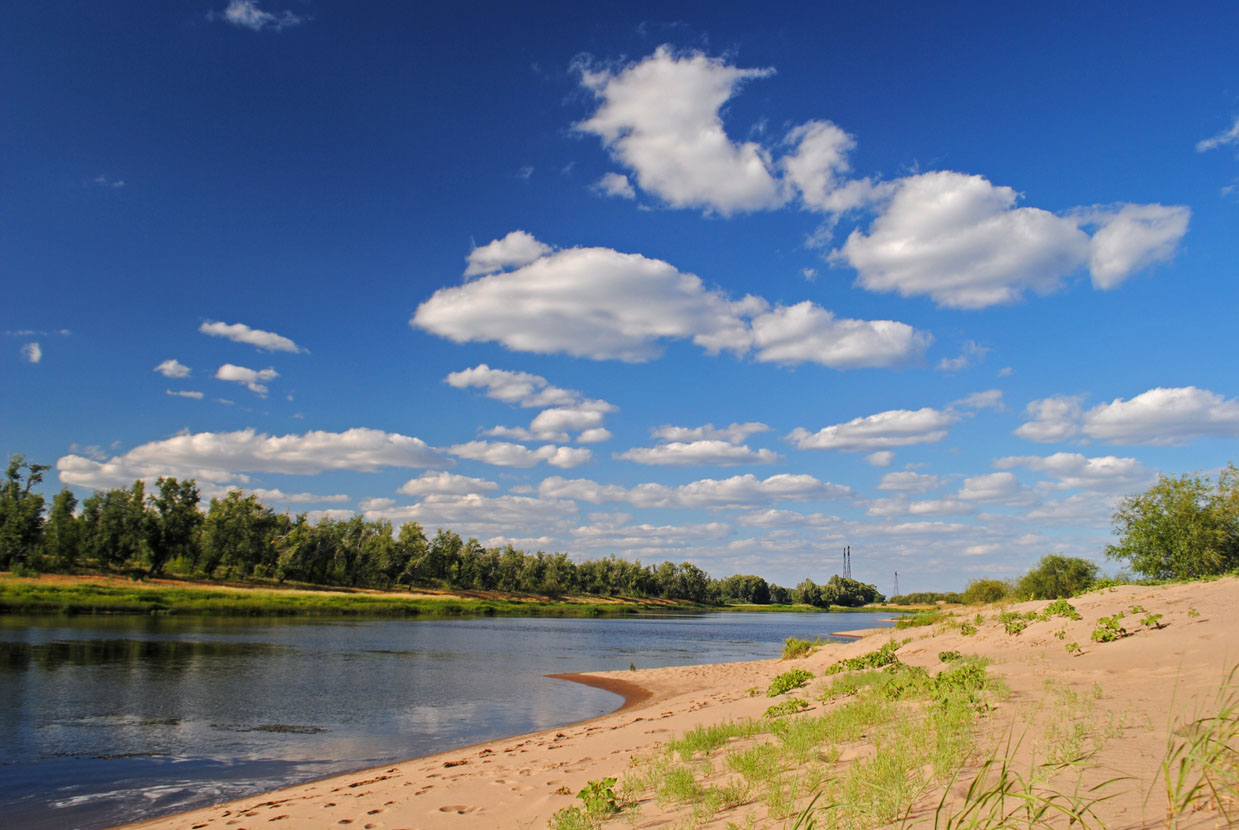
[448,440,592,469]
[955,389,1005,411]
[166,389,204,400]
[865,451,895,467]
[994,452,1152,492]
[463,230,552,278]
[245,488,350,504]
[937,341,989,373]
[538,473,850,509]
[20,342,41,364]
[445,364,581,408]
[595,172,636,199]
[866,497,975,517]
[576,428,613,444]
[957,472,1038,506]
[414,235,928,368]
[155,359,191,378]
[361,493,579,537]
[749,301,931,369]
[833,172,1189,309]
[397,471,500,497]
[616,440,780,466]
[215,363,278,396]
[877,471,940,492]
[1197,116,1239,153]
[576,46,782,215]
[56,427,447,490]
[211,0,305,31]
[1016,387,1239,446]
[788,407,957,451]
[200,320,304,353]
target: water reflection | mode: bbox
[0,611,890,829]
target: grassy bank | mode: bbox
[0,575,718,618]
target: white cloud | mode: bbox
[877,471,940,492]
[448,440,592,469]
[595,172,636,199]
[576,428,612,444]
[246,488,350,504]
[994,452,1152,492]
[957,472,1037,506]
[576,46,782,215]
[20,342,41,364]
[955,389,1005,411]
[1016,387,1239,446]
[616,440,780,466]
[735,509,840,529]
[788,407,957,451]
[749,301,930,369]
[200,320,304,353]
[463,230,552,278]
[571,518,732,554]
[1014,395,1085,442]
[154,359,191,378]
[445,364,580,408]
[1083,204,1191,289]
[361,493,579,537]
[418,236,927,368]
[212,0,305,31]
[833,171,1188,309]
[865,451,895,467]
[92,174,125,188]
[530,404,612,436]
[936,341,988,373]
[1197,116,1239,152]
[538,472,850,509]
[1083,387,1239,445]
[397,471,500,497]
[57,427,447,489]
[215,363,278,396]
[166,389,204,400]
[866,497,975,517]
[651,422,771,444]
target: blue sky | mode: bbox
[4,1,1238,591]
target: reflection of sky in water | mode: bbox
[0,612,888,829]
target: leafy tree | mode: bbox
[0,454,49,568]
[1016,554,1099,599]
[717,574,771,604]
[201,491,276,578]
[768,584,792,604]
[795,578,823,607]
[147,477,202,575]
[81,482,150,571]
[44,488,81,570]
[962,578,1013,605]
[1106,468,1239,580]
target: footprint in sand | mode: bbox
[438,805,475,814]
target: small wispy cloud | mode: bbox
[167,389,205,400]
[20,342,42,364]
[154,359,191,378]
[200,320,305,353]
[5,328,71,337]
[92,174,125,188]
[1197,116,1239,153]
[209,0,306,32]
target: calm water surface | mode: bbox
[0,611,891,829]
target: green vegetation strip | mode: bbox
[0,579,709,618]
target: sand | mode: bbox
[119,577,1239,829]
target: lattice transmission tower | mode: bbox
[892,571,900,599]
[842,546,852,580]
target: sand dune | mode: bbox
[120,577,1239,829]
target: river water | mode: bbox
[0,611,890,829]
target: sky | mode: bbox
[4,1,1239,593]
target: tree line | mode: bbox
[0,454,884,606]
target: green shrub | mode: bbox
[1091,613,1127,643]
[959,622,977,636]
[767,668,814,696]
[895,609,941,629]
[825,641,901,675]
[939,650,963,663]
[576,777,619,817]
[1016,554,1099,599]
[781,636,822,659]
[962,578,1013,604]
[764,698,811,718]
[999,611,1028,635]
[1044,598,1082,620]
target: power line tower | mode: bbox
[842,546,852,579]
[892,570,900,599]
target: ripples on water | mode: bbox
[0,611,890,829]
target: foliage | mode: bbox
[824,641,901,674]
[1106,466,1239,580]
[715,573,771,604]
[1043,599,1082,620]
[763,697,811,718]
[1090,613,1127,643]
[795,574,883,608]
[1016,554,1099,599]
[767,668,814,696]
[999,611,1029,635]
[959,622,978,636]
[0,454,49,569]
[1160,667,1239,827]
[576,777,619,817]
[887,591,963,605]
[962,578,1014,605]
[781,636,822,659]
[1066,641,1082,655]
[1141,611,1165,629]
[939,650,963,663]
[895,609,942,629]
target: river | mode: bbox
[0,611,891,829]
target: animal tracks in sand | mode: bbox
[437,804,476,814]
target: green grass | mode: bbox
[782,636,824,659]
[823,641,902,675]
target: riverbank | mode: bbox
[119,576,1239,829]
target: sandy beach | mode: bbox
[121,577,1239,829]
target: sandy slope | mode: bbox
[120,577,1239,830]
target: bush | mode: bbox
[1016,554,1099,599]
[767,668,814,696]
[962,579,1013,605]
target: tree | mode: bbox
[962,578,1013,605]
[1106,468,1239,581]
[44,488,81,570]
[1016,554,1099,599]
[147,477,202,575]
[201,491,275,578]
[0,454,49,568]
[795,578,824,607]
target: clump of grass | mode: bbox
[782,636,824,659]
[768,668,815,696]
[658,766,705,805]
[824,641,901,675]
[895,609,943,629]
[726,741,781,783]
[667,719,761,761]
[1160,667,1239,827]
